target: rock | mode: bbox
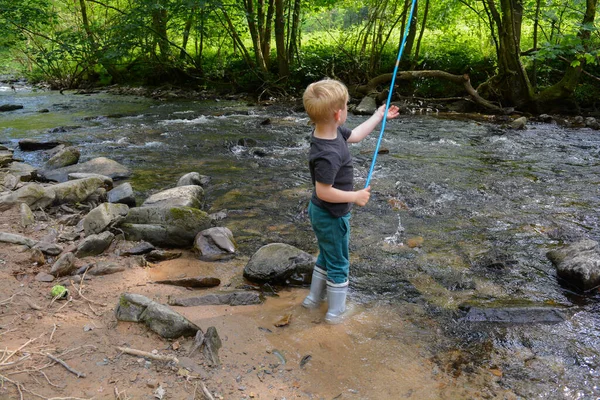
[83,202,129,236]
[6,162,36,182]
[46,177,106,205]
[32,241,63,256]
[354,96,377,115]
[68,173,113,189]
[0,183,55,211]
[177,172,210,187]
[547,239,600,292]
[74,231,115,258]
[121,241,155,256]
[154,277,220,288]
[120,206,211,248]
[40,157,131,183]
[193,227,236,261]
[87,261,126,276]
[115,293,200,339]
[168,291,263,307]
[107,182,136,207]
[202,327,222,366]
[0,104,23,112]
[510,116,527,130]
[0,151,13,167]
[0,232,36,247]
[539,114,554,123]
[141,185,205,209]
[18,139,62,151]
[463,305,566,323]
[30,248,46,264]
[19,203,34,228]
[115,293,154,322]
[585,117,599,130]
[50,252,77,277]
[45,146,80,169]
[243,243,316,284]
[2,173,19,190]
[144,250,182,262]
[35,272,55,282]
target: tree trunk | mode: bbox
[78,0,121,83]
[180,7,196,60]
[401,0,418,67]
[535,0,597,105]
[287,0,301,67]
[151,6,170,61]
[484,0,534,108]
[274,0,289,78]
[262,0,274,69]
[412,0,429,70]
[244,0,268,72]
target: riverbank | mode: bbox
[0,204,517,400]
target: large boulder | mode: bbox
[0,183,55,211]
[40,157,131,183]
[120,206,211,248]
[83,202,129,236]
[46,177,106,205]
[243,243,316,285]
[141,185,205,209]
[45,146,80,169]
[547,239,600,292]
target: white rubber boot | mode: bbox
[324,281,348,324]
[302,267,327,309]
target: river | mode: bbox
[1,83,599,399]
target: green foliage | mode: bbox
[0,0,597,108]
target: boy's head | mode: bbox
[303,79,349,124]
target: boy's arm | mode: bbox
[316,181,371,207]
[347,104,400,143]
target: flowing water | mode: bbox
[1,83,599,399]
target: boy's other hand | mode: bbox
[355,186,371,207]
[376,104,400,120]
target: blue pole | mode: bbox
[364,0,418,188]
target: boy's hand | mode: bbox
[354,186,371,207]
[376,104,400,120]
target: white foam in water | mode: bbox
[172,110,195,114]
[158,116,208,125]
[144,141,164,147]
[384,215,405,245]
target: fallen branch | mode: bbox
[116,346,179,364]
[70,279,107,307]
[200,382,215,400]
[44,353,86,378]
[353,70,504,112]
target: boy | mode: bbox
[302,78,399,324]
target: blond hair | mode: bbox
[303,79,349,123]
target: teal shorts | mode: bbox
[308,201,350,284]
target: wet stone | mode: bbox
[463,306,567,324]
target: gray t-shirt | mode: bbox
[309,126,353,217]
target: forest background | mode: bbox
[0,0,599,115]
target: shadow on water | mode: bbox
[1,85,599,398]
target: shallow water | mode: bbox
[1,84,599,398]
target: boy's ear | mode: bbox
[334,109,342,122]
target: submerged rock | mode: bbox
[547,239,600,292]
